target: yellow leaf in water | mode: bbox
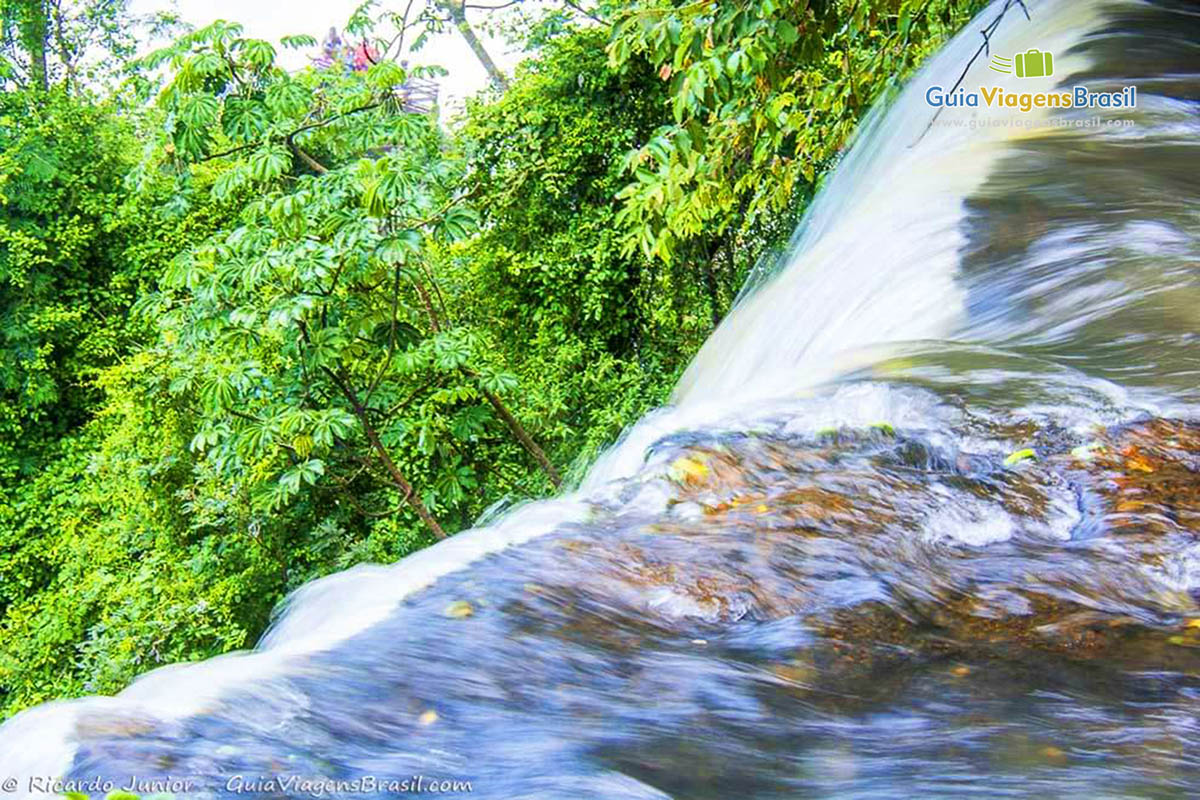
[950,666,970,677]
[669,455,709,484]
[443,600,473,619]
[756,504,769,513]
[418,710,438,726]
[1125,457,1155,473]
[1040,746,1066,760]
[1002,448,1037,468]
[1187,619,1200,629]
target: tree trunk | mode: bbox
[19,0,50,91]
[410,277,559,488]
[358,408,447,539]
[321,363,446,540]
[474,379,562,489]
[439,0,508,91]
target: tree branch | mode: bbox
[314,355,446,539]
[196,99,386,165]
[464,0,520,9]
[286,135,330,173]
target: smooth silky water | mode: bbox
[2,0,1199,796]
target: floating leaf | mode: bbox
[1002,448,1037,467]
[669,455,709,483]
[1125,456,1155,473]
[443,600,474,619]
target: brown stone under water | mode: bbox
[546,417,1200,669]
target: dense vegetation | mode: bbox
[0,0,982,717]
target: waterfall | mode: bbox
[2,0,1198,796]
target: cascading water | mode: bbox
[3,0,1199,796]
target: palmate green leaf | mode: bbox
[180,93,220,129]
[279,459,325,494]
[189,419,230,452]
[476,367,519,395]
[175,122,210,160]
[265,80,311,118]
[395,347,430,374]
[269,193,309,238]
[302,326,349,369]
[380,418,410,448]
[259,479,296,512]
[189,50,226,79]
[377,230,422,264]
[137,44,178,70]
[191,19,246,46]
[328,208,379,254]
[430,381,467,404]
[228,306,259,327]
[276,409,310,439]
[449,406,490,441]
[266,295,316,330]
[299,458,325,484]
[431,334,471,371]
[280,33,318,49]
[235,39,278,71]
[435,206,480,243]
[163,252,201,290]
[367,61,406,90]
[236,416,275,456]
[240,253,274,291]
[312,409,357,446]
[249,144,291,182]
[222,97,270,143]
[294,243,336,282]
[212,165,251,200]
[363,166,423,218]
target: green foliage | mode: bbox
[453,28,705,473]
[608,0,984,263]
[0,0,142,91]
[0,90,139,476]
[138,19,565,543]
[0,387,259,709]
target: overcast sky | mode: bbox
[127,0,533,113]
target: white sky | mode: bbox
[127,0,534,113]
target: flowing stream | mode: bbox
[2,0,1199,796]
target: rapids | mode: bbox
[2,0,1199,796]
